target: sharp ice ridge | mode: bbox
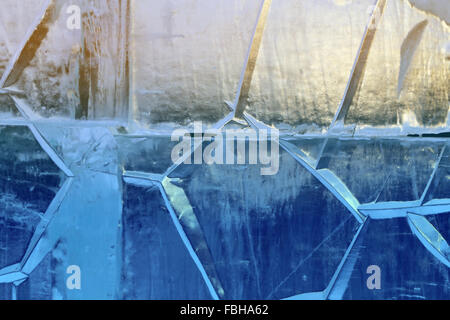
[280,140,364,223]
[325,220,369,300]
[19,178,74,274]
[359,200,450,219]
[27,124,74,177]
[158,183,221,300]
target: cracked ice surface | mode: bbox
[35,124,119,174]
[130,0,449,130]
[0,125,65,271]
[0,126,448,299]
[116,135,180,175]
[339,218,450,300]
[423,143,450,203]
[316,138,447,204]
[0,0,446,131]
[121,183,212,300]
[0,0,449,300]
[427,214,450,243]
[166,142,360,299]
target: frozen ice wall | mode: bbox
[0,0,448,129]
[130,0,449,130]
[0,0,449,301]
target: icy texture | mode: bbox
[0,284,11,300]
[0,125,64,270]
[0,125,64,213]
[0,126,448,299]
[316,138,446,204]
[407,0,450,24]
[0,123,122,299]
[0,0,128,120]
[116,135,179,174]
[0,96,20,119]
[427,213,450,242]
[16,252,55,300]
[130,0,448,129]
[345,0,448,128]
[397,20,429,97]
[423,143,450,202]
[0,0,447,131]
[167,145,360,299]
[407,213,450,267]
[280,137,325,166]
[0,0,449,301]
[36,124,119,174]
[341,218,450,300]
[246,0,369,127]
[23,169,122,300]
[121,183,212,300]
[130,0,260,126]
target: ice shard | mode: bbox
[407,213,450,267]
[346,0,449,128]
[397,19,428,97]
[161,177,224,299]
[280,140,363,222]
[0,264,27,284]
[19,169,123,299]
[234,0,272,119]
[326,220,369,300]
[0,0,57,88]
[331,0,387,127]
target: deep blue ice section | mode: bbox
[0,126,63,212]
[121,182,212,300]
[1,127,449,300]
[316,138,444,203]
[0,284,11,300]
[342,218,450,300]
[281,137,325,165]
[17,252,54,300]
[0,125,64,269]
[116,135,179,174]
[168,145,360,299]
[427,213,450,242]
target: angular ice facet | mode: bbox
[121,182,213,300]
[422,144,450,203]
[316,138,445,204]
[0,125,65,269]
[36,124,118,175]
[407,213,450,267]
[340,218,450,300]
[116,135,179,175]
[167,141,360,299]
